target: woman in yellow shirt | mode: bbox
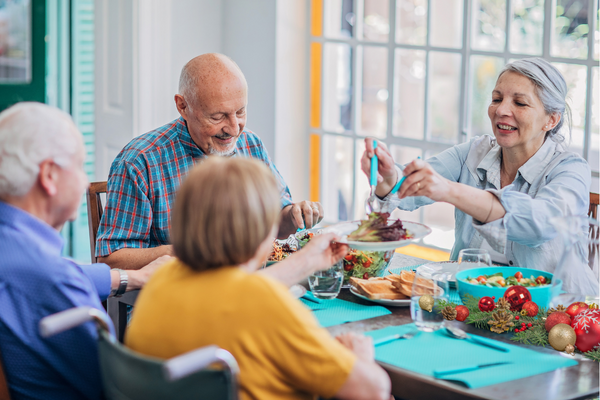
[125,156,391,400]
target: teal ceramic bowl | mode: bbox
[455,267,554,309]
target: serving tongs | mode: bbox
[365,140,381,215]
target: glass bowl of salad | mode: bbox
[341,248,395,285]
[455,267,554,309]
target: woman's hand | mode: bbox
[360,139,398,197]
[301,232,349,273]
[398,159,454,202]
[335,332,375,362]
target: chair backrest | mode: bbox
[0,352,11,400]
[98,331,237,400]
[87,181,107,264]
[39,307,238,400]
[590,193,599,221]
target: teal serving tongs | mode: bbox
[365,140,381,214]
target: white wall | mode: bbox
[94,0,310,203]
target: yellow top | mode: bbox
[125,260,356,400]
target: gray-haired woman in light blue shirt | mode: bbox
[362,58,595,295]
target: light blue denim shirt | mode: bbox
[386,135,596,294]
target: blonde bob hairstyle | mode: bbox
[171,156,281,272]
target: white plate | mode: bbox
[322,220,432,252]
[290,284,307,299]
[349,287,411,307]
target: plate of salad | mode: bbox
[323,212,431,251]
[342,248,395,284]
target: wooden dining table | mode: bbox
[108,253,600,400]
[318,253,600,400]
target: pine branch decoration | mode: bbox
[583,348,600,362]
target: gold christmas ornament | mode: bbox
[520,309,528,316]
[442,306,457,321]
[565,344,575,355]
[419,294,434,312]
[487,310,515,334]
[496,297,510,311]
[549,305,566,314]
[548,323,576,351]
[589,303,599,310]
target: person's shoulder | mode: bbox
[117,118,183,164]
[549,142,591,174]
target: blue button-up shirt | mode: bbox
[387,135,596,295]
[0,201,113,400]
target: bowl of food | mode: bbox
[342,248,395,285]
[455,267,554,309]
[266,236,298,266]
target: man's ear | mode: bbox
[38,160,59,197]
[174,94,189,120]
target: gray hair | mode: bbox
[0,102,79,197]
[498,58,571,144]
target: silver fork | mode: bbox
[373,330,417,346]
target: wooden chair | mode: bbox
[590,192,599,221]
[589,193,599,272]
[87,181,107,264]
[0,353,11,400]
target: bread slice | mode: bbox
[350,277,408,300]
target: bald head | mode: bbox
[178,53,247,108]
[174,54,249,156]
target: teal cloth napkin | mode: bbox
[386,265,463,305]
[300,295,391,327]
[365,324,578,388]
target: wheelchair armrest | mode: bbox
[40,306,111,337]
[163,345,240,382]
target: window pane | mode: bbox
[393,49,426,139]
[551,0,589,59]
[0,0,31,83]
[469,55,504,138]
[510,0,545,55]
[322,43,353,133]
[390,145,422,167]
[322,135,354,222]
[358,46,388,138]
[471,0,506,52]
[422,201,456,251]
[591,67,599,173]
[395,0,428,45]
[429,52,462,142]
[361,0,389,42]
[430,0,464,48]
[324,0,354,39]
[354,139,370,220]
[553,63,587,157]
[596,0,599,60]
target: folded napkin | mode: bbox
[300,295,391,327]
[365,324,577,389]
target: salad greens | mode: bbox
[347,212,409,242]
[342,249,392,283]
[463,271,551,288]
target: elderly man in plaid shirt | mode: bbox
[96,54,327,285]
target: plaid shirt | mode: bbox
[96,117,292,257]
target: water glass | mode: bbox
[410,268,449,332]
[458,248,492,270]
[308,261,344,299]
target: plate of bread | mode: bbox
[348,270,419,306]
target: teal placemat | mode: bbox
[365,324,578,389]
[300,295,391,327]
[386,265,463,305]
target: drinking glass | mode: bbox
[308,261,344,299]
[458,248,492,271]
[410,267,449,332]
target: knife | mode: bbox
[433,362,511,377]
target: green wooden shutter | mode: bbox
[70,0,95,263]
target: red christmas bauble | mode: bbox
[503,286,532,311]
[565,302,589,319]
[478,296,496,312]
[571,309,600,353]
[545,311,571,332]
[455,305,469,322]
[521,301,539,317]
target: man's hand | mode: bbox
[125,255,173,291]
[277,201,324,238]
